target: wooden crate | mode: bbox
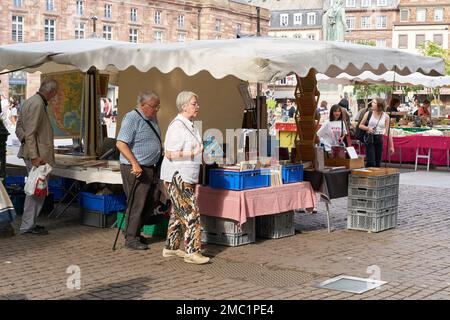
[325,156,365,169]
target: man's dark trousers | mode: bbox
[120,164,156,242]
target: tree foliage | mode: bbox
[418,41,450,75]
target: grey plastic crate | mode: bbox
[348,195,398,211]
[348,185,399,199]
[200,216,255,246]
[256,211,295,239]
[349,173,400,188]
[347,206,398,232]
[81,208,116,228]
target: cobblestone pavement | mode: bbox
[1,170,450,300]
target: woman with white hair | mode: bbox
[160,91,209,265]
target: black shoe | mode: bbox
[139,235,151,244]
[35,225,46,230]
[125,240,148,250]
[21,226,49,235]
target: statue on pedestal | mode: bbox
[322,0,347,42]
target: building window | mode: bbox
[433,34,443,46]
[294,34,302,38]
[307,12,316,25]
[280,77,287,85]
[44,19,56,41]
[215,19,221,32]
[75,22,85,39]
[434,8,444,22]
[46,0,54,11]
[130,8,138,22]
[236,23,241,33]
[415,34,425,48]
[129,28,138,43]
[361,0,371,7]
[376,39,386,47]
[12,16,24,42]
[361,16,371,29]
[400,9,409,22]
[377,0,387,6]
[307,34,315,40]
[215,34,221,40]
[155,11,161,25]
[76,1,84,16]
[346,0,356,7]
[178,32,185,42]
[103,25,112,40]
[293,13,302,25]
[346,16,355,30]
[416,8,426,22]
[154,31,162,43]
[104,4,112,19]
[13,0,22,7]
[398,34,408,49]
[376,16,387,29]
[177,15,185,28]
[280,14,288,26]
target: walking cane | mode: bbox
[112,175,138,251]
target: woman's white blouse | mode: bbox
[160,114,202,184]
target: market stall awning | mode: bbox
[0,37,445,82]
[316,71,450,88]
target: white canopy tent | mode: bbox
[0,37,444,80]
[0,37,445,141]
[316,71,450,88]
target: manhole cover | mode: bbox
[316,275,387,294]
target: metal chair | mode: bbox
[414,147,431,171]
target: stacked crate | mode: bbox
[293,71,321,163]
[200,215,255,247]
[256,211,295,239]
[79,192,126,228]
[347,169,400,232]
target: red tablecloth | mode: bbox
[196,182,317,225]
[353,135,450,165]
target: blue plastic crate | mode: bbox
[209,169,270,190]
[5,176,25,187]
[48,177,65,188]
[49,186,65,201]
[281,164,304,184]
[78,192,126,214]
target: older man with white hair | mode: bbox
[16,78,59,235]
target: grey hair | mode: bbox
[137,90,159,105]
[39,79,58,94]
[176,91,198,112]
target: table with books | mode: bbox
[196,163,317,246]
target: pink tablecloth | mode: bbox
[354,135,450,166]
[196,182,317,225]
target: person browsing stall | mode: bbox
[160,91,209,265]
[359,98,395,167]
[15,79,59,236]
[317,104,347,152]
[116,90,162,250]
[418,99,431,117]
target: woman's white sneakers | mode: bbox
[162,248,186,258]
[184,252,210,265]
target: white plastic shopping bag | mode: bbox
[24,164,53,197]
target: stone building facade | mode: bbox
[340,0,400,48]
[0,0,269,101]
[393,0,450,54]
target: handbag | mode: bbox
[363,112,383,145]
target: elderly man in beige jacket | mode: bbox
[16,79,58,235]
